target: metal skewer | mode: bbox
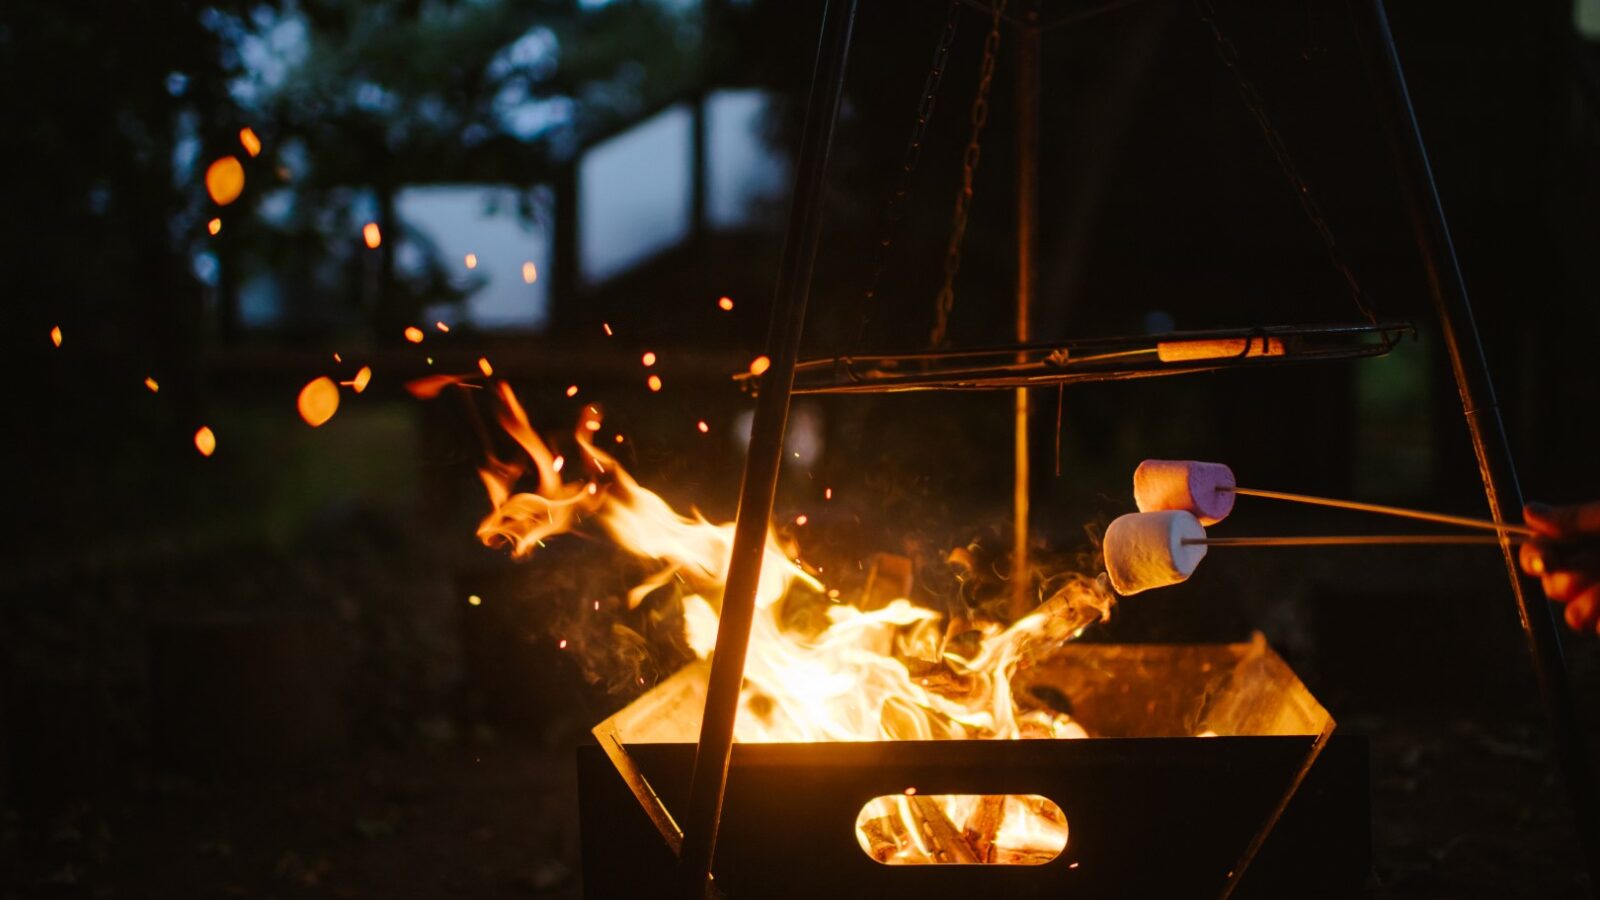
[1184,534,1524,548]
[1222,485,1537,537]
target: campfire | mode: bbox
[474,383,1367,896]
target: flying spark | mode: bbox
[239,127,262,157]
[207,218,222,235]
[749,355,771,376]
[363,222,382,249]
[404,326,424,343]
[522,261,537,284]
[647,375,662,392]
[194,426,217,457]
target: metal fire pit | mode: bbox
[578,635,1369,899]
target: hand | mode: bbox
[1521,501,1600,633]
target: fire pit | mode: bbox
[579,637,1367,899]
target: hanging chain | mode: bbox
[930,0,1008,348]
[854,0,963,349]
[1196,0,1378,324]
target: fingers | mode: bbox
[1543,569,1598,603]
[1568,584,1600,635]
[1521,538,1549,576]
[1525,501,1600,539]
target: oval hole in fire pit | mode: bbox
[854,793,1067,865]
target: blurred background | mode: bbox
[6,0,1600,896]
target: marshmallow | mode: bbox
[1134,459,1236,526]
[1102,510,1208,596]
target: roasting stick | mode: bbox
[1185,533,1522,548]
[1222,485,1536,537]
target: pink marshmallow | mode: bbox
[1134,460,1236,526]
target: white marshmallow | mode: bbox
[1133,459,1236,526]
[1103,510,1208,596]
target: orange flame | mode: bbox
[474,386,1105,861]
[297,376,340,427]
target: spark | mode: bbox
[207,217,222,235]
[205,156,245,206]
[827,589,840,599]
[749,355,771,376]
[435,321,450,333]
[825,487,833,500]
[144,377,159,393]
[522,261,537,284]
[795,514,808,526]
[718,296,734,311]
[647,374,662,392]
[477,357,493,377]
[468,594,482,606]
[697,420,709,433]
[464,252,478,269]
[404,326,424,343]
[50,326,62,347]
[614,433,625,444]
[553,455,565,473]
[565,384,578,397]
[904,786,917,796]
[641,351,657,367]
[584,419,602,432]
[586,483,598,495]
[194,426,216,457]
[363,222,381,249]
[593,600,600,611]
[333,352,343,363]
[297,376,340,428]
[238,127,262,157]
[558,639,568,650]
[349,365,372,393]
[603,322,613,336]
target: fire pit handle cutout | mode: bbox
[854,793,1068,866]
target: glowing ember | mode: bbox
[522,261,538,284]
[349,365,372,393]
[795,514,808,526]
[584,419,602,432]
[553,455,566,473]
[50,326,62,347]
[647,375,663,392]
[405,373,478,399]
[697,420,710,433]
[559,639,569,649]
[297,376,340,427]
[749,355,771,376]
[468,594,483,606]
[478,357,494,377]
[144,377,159,393]
[825,487,833,500]
[404,326,425,343]
[363,222,382,249]
[719,296,735,311]
[465,252,478,269]
[435,321,450,333]
[194,426,216,457]
[604,322,614,336]
[239,127,262,157]
[641,351,657,367]
[207,218,222,236]
[566,385,579,397]
[205,156,245,205]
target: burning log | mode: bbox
[904,794,980,865]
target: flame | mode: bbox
[297,376,340,427]
[475,385,1109,862]
[239,127,262,158]
[205,156,245,206]
[194,426,216,457]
